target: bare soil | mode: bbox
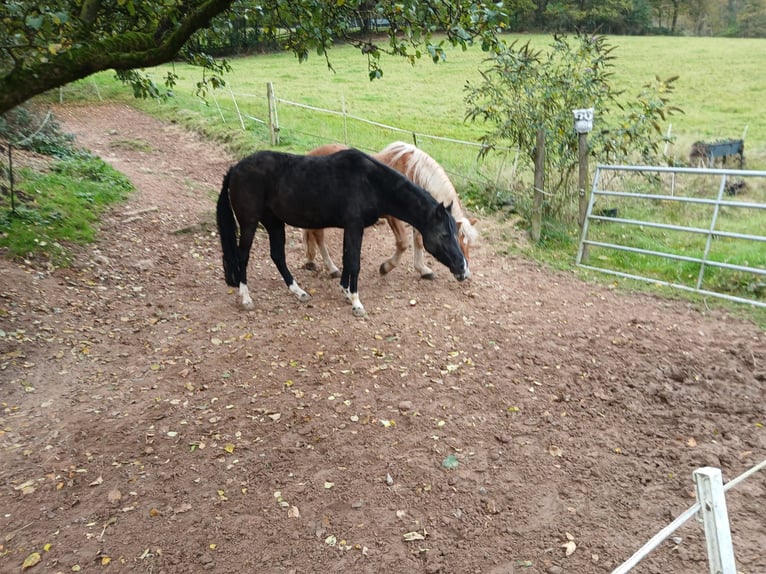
[1,103,765,574]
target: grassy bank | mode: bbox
[0,153,133,264]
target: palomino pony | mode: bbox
[303,141,479,279]
[216,148,470,317]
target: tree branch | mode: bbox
[0,0,235,114]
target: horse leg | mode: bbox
[412,228,436,280]
[378,216,408,276]
[263,215,310,303]
[234,225,258,308]
[305,229,341,278]
[316,230,341,278]
[341,227,365,317]
[303,229,318,271]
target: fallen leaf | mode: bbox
[442,454,459,469]
[548,445,563,457]
[562,539,577,556]
[89,475,103,487]
[223,443,235,454]
[22,552,41,569]
[14,479,35,492]
[403,531,425,541]
[324,481,334,489]
[288,506,300,518]
[107,489,122,504]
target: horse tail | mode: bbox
[216,169,242,287]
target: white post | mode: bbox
[693,467,737,574]
[342,95,348,145]
[267,82,279,146]
[227,83,246,131]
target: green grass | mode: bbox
[0,155,133,263]
[56,34,766,159]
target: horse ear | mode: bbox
[445,201,454,214]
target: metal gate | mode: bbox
[577,164,766,308]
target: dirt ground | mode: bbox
[1,103,765,574]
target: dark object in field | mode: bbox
[689,139,744,168]
[724,180,746,196]
[594,207,619,218]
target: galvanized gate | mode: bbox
[577,164,766,308]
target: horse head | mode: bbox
[421,202,470,282]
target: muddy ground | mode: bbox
[1,103,764,574]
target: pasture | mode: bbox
[0,101,764,573]
[64,34,766,163]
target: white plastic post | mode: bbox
[693,467,737,574]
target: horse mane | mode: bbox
[375,142,479,246]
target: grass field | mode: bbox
[59,34,766,161]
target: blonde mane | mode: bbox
[375,142,479,246]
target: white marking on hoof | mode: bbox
[348,293,366,317]
[289,281,310,302]
[239,283,254,309]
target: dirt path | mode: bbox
[1,103,764,574]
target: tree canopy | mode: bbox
[0,0,510,115]
[2,0,763,116]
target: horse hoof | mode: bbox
[298,293,311,303]
[420,272,436,280]
[304,261,317,271]
[352,306,366,317]
[329,270,341,279]
[379,262,392,276]
[241,300,255,310]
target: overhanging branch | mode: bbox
[0,0,235,114]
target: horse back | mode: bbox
[227,149,386,230]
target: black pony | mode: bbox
[216,148,470,316]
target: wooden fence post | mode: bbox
[531,128,544,243]
[573,108,594,229]
[267,82,279,146]
[578,131,589,228]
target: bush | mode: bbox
[0,106,76,158]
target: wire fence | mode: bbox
[611,459,766,573]
[196,81,522,210]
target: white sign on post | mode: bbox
[573,108,594,134]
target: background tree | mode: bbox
[464,34,681,226]
[0,0,510,116]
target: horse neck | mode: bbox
[376,170,440,231]
[375,144,466,220]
